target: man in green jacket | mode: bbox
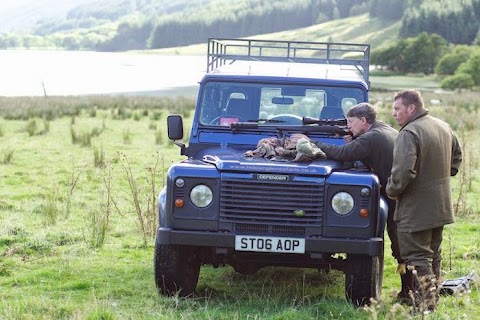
[386,89,462,311]
[314,102,403,292]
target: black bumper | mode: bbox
[156,228,384,257]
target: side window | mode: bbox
[199,86,223,124]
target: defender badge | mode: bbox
[256,174,289,181]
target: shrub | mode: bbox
[37,119,50,135]
[93,145,106,168]
[25,119,38,136]
[150,111,162,120]
[457,53,480,85]
[42,188,60,226]
[1,149,14,165]
[155,129,164,145]
[148,121,157,130]
[123,129,132,144]
[435,45,474,75]
[440,73,475,90]
[70,122,104,147]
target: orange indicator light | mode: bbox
[175,199,184,208]
[359,208,369,218]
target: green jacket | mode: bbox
[315,121,398,188]
[386,109,463,232]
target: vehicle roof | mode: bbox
[205,38,370,89]
[205,60,368,88]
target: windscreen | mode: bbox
[198,81,366,126]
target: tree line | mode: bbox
[400,0,480,45]
[3,0,479,51]
[371,32,480,90]
[1,0,479,51]
[0,0,373,51]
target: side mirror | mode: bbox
[167,115,187,155]
[167,115,184,140]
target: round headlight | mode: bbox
[331,192,354,215]
[190,184,213,208]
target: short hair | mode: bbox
[393,89,424,110]
[346,102,377,124]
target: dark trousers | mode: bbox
[384,194,402,263]
[397,226,444,268]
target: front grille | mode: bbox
[220,178,324,231]
[235,223,305,236]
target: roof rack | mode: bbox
[207,37,370,84]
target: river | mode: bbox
[0,50,205,97]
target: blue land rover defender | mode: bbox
[155,38,387,306]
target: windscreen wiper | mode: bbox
[230,122,259,130]
[247,118,286,123]
[226,119,284,130]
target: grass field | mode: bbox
[0,92,479,319]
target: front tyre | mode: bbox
[154,238,200,297]
[345,253,383,306]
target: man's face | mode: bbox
[346,116,369,137]
[392,98,415,126]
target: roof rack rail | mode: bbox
[207,37,370,84]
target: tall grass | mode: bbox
[120,152,163,247]
[0,96,196,120]
[154,129,164,145]
[0,93,477,319]
[65,157,86,216]
[0,149,14,164]
[453,130,477,217]
[122,129,132,144]
[70,121,105,147]
[89,164,115,249]
[93,145,106,168]
[41,187,60,226]
[25,118,37,136]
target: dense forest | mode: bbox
[400,0,480,44]
[0,0,479,52]
[0,0,372,50]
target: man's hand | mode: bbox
[343,134,353,143]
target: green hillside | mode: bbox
[145,13,401,55]
[2,0,479,52]
[256,14,400,48]
[0,0,379,51]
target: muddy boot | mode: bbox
[396,273,410,304]
[396,263,411,304]
[432,261,441,304]
[432,261,441,282]
[414,266,437,312]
